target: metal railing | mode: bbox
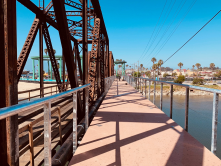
[18,82,70,102]
[125,76,220,155]
[0,76,115,165]
[0,84,90,166]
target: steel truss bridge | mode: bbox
[0,0,114,165]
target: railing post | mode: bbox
[185,88,189,131]
[51,87,52,95]
[153,81,156,104]
[211,92,219,155]
[138,77,139,90]
[148,81,150,100]
[117,77,118,95]
[44,101,52,166]
[170,85,173,119]
[160,83,163,110]
[145,80,147,98]
[28,123,34,166]
[29,92,30,101]
[73,92,77,154]
[57,107,63,145]
[85,87,89,131]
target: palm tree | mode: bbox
[140,64,143,76]
[44,48,48,55]
[158,59,163,77]
[195,63,201,77]
[156,63,161,80]
[178,62,183,75]
[151,57,156,65]
[152,64,158,79]
[210,63,215,71]
[192,65,195,71]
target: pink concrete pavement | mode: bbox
[69,80,221,166]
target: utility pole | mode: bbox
[138,61,139,75]
[138,61,139,90]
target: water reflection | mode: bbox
[149,95,221,158]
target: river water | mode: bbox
[149,95,221,158]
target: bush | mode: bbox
[174,75,185,84]
[163,73,170,78]
[133,72,141,77]
[192,78,205,85]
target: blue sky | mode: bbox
[17,0,221,71]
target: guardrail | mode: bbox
[125,76,220,155]
[18,82,70,102]
[0,76,115,166]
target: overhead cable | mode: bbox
[163,10,221,65]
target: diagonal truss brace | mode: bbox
[17,18,40,81]
[42,22,62,92]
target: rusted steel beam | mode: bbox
[17,1,52,82]
[64,0,83,10]
[100,38,105,93]
[17,0,78,43]
[17,18,40,82]
[39,21,44,97]
[0,0,19,165]
[42,22,62,92]
[48,11,82,16]
[109,51,112,77]
[52,0,78,89]
[83,0,88,120]
[62,51,65,87]
[52,0,84,121]
[96,35,101,98]
[89,18,100,104]
[90,0,108,42]
[74,43,83,81]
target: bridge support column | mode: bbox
[0,0,19,165]
[39,21,44,97]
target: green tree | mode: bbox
[158,59,163,73]
[152,63,158,79]
[163,73,169,78]
[174,75,185,84]
[172,72,177,77]
[195,63,201,77]
[145,71,151,78]
[210,63,215,71]
[178,62,183,75]
[151,57,156,65]
[44,48,48,55]
[140,64,143,75]
[133,72,141,77]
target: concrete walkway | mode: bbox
[69,80,221,166]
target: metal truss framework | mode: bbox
[0,0,115,164]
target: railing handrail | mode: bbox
[0,84,90,120]
[133,77,221,94]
